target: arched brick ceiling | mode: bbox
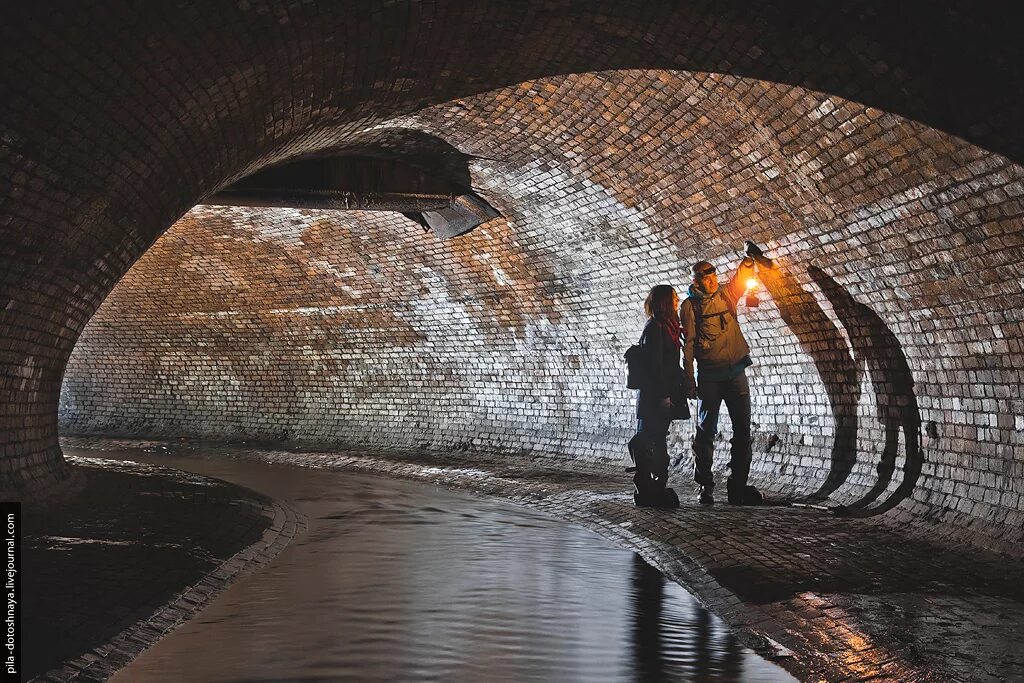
[2,1,1022,552]
[62,69,1024,553]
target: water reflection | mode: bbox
[105,451,794,682]
[630,554,755,682]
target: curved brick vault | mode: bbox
[2,3,1023,553]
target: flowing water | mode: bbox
[105,451,796,682]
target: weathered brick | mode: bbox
[0,3,1020,557]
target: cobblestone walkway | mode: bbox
[51,438,1024,682]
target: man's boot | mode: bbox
[692,436,715,504]
[727,433,759,505]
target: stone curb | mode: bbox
[172,446,948,683]
[32,457,307,683]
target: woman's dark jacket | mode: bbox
[635,318,690,420]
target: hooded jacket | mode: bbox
[680,258,755,385]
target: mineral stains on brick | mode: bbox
[2,3,1022,556]
[59,67,1024,554]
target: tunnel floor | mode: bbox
[104,454,794,682]
[31,437,1024,682]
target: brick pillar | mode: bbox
[0,291,77,496]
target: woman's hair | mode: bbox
[644,284,678,320]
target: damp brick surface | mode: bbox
[63,71,1024,555]
[0,3,1021,558]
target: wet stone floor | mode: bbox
[41,438,1024,682]
[106,452,795,682]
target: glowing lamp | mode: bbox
[745,277,760,307]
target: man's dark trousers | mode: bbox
[693,371,752,492]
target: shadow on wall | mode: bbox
[756,264,862,501]
[807,266,923,517]
[758,263,922,516]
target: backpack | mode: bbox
[623,329,649,389]
[689,288,739,353]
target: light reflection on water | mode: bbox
[104,451,795,682]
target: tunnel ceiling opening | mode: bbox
[58,68,1024,555]
[217,156,464,204]
[204,130,502,239]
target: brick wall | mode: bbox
[3,3,1022,551]
[61,70,1024,552]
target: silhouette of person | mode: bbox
[629,554,668,682]
[628,553,745,682]
[755,263,861,503]
[808,266,922,515]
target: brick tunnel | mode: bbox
[4,0,1023,569]
[8,0,1024,548]
[7,3,1024,680]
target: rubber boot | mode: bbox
[630,435,661,506]
[660,487,680,508]
[699,485,715,505]
[727,480,764,505]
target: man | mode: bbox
[679,247,762,506]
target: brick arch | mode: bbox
[56,66,1024,555]
[2,2,1022,543]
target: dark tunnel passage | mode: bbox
[1,1,1022,562]
[204,127,501,239]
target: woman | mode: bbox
[631,284,690,508]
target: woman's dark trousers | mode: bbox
[634,412,671,500]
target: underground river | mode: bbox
[91,449,795,682]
